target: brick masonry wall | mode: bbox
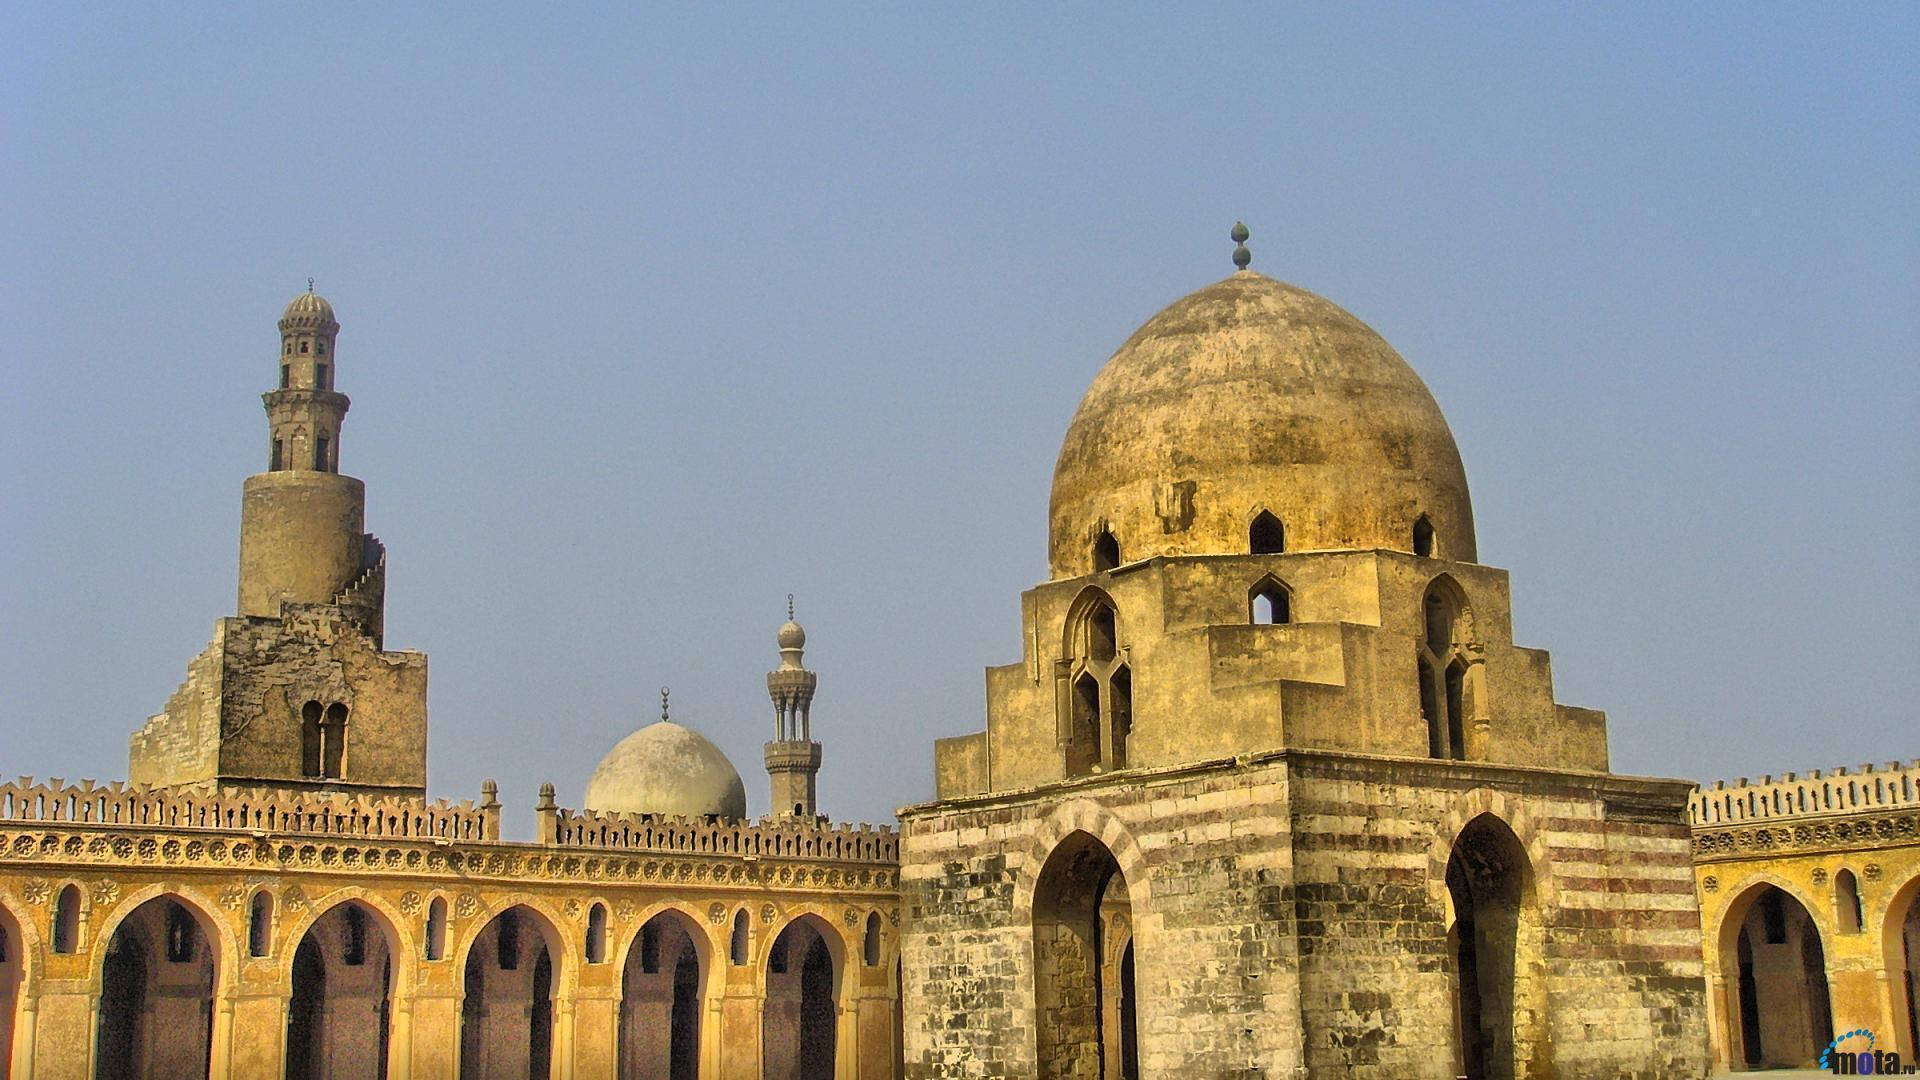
[899,750,1708,1080]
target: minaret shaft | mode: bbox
[766,606,823,818]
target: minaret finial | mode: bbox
[660,686,670,722]
[787,593,795,620]
[307,277,315,293]
[1231,222,1251,270]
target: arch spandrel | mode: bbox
[271,888,417,996]
[1426,789,1555,909]
[449,893,575,996]
[88,883,240,999]
[1011,799,1152,922]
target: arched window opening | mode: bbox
[287,902,394,1080]
[1068,673,1102,778]
[1414,515,1435,558]
[461,905,557,1080]
[1087,602,1117,663]
[1092,530,1120,573]
[315,340,327,357]
[1728,885,1833,1070]
[1421,578,1475,761]
[864,912,882,967]
[301,701,323,778]
[1250,511,1285,554]
[1446,658,1469,761]
[425,897,447,961]
[1445,815,1535,1080]
[322,702,348,779]
[1835,870,1863,934]
[53,884,80,954]
[299,340,310,354]
[1109,666,1133,771]
[764,917,838,1080]
[586,903,608,963]
[731,909,749,966]
[1420,657,1445,760]
[1250,578,1291,625]
[96,897,216,1079]
[315,363,329,389]
[271,439,284,471]
[314,436,330,473]
[1895,894,1919,1062]
[1033,831,1138,1080]
[621,911,703,1080]
[280,363,291,387]
[249,891,272,958]
[284,340,293,356]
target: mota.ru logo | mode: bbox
[1823,1028,1916,1075]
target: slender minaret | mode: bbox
[236,285,377,635]
[765,596,822,818]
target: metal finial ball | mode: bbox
[1231,221,1249,244]
[1231,222,1252,269]
[787,593,795,620]
[307,277,315,293]
[660,686,671,720]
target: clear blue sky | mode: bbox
[3,5,1914,829]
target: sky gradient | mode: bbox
[3,5,1915,830]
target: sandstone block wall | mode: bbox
[900,750,1708,1080]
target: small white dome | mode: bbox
[584,720,747,819]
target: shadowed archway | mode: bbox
[286,900,396,1079]
[619,909,705,1079]
[1033,830,1138,1080]
[1717,882,1833,1070]
[460,904,562,1080]
[763,915,840,1080]
[94,895,219,1079]
[1444,814,1539,1080]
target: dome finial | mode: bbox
[307,277,315,294]
[787,593,795,620]
[660,686,671,722]
[1231,222,1251,270]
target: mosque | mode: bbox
[0,229,1913,1079]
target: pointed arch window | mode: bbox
[53,884,81,953]
[1835,869,1864,933]
[1250,577,1291,625]
[1063,589,1132,777]
[864,912,882,967]
[301,700,324,778]
[321,702,348,779]
[249,891,273,957]
[730,909,750,966]
[1419,576,1479,761]
[1250,511,1285,554]
[1413,515,1435,558]
[1092,530,1120,573]
[426,897,448,961]
[586,903,608,963]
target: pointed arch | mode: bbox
[1879,872,1920,1061]
[620,907,708,1080]
[248,890,274,958]
[1834,869,1863,934]
[1249,575,1291,625]
[763,911,847,1080]
[1031,829,1139,1079]
[1413,514,1436,557]
[1442,813,1543,1080]
[1092,529,1120,573]
[1713,879,1834,1069]
[0,896,31,1080]
[93,892,226,1080]
[1249,510,1285,554]
[457,901,566,1080]
[286,899,400,1080]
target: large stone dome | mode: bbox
[1048,269,1475,577]
[584,720,748,820]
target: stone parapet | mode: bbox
[0,776,496,841]
[545,804,897,864]
[1689,759,1920,826]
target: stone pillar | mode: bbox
[225,990,285,1079]
[32,987,92,1080]
[408,989,461,1080]
[7,990,34,1080]
[569,989,617,1079]
[388,992,414,1080]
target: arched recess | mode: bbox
[1032,830,1139,1079]
[1249,575,1291,625]
[1834,869,1863,934]
[459,904,564,1080]
[619,908,707,1080]
[1442,813,1544,1080]
[1880,873,1920,1061]
[762,913,845,1080]
[1714,881,1834,1070]
[1061,588,1129,776]
[0,898,31,1080]
[1092,530,1120,573]
[286,899,398,1080]
[93,894,221,1080]
[1419,575,1479,761]
[1249,511,1285,555]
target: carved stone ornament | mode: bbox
[219,885,247,910]
[20,879,48,905]
[842,907,860,927]
[92,879,120,906]
[281,885,308,912]
[1810,867,1828,886]
[455,894,479,919]
[399,891,422,916]
[708,902,728,925]
[760,903,777,925]
[1701,876,1719,894]
[1864,863,1883,882]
